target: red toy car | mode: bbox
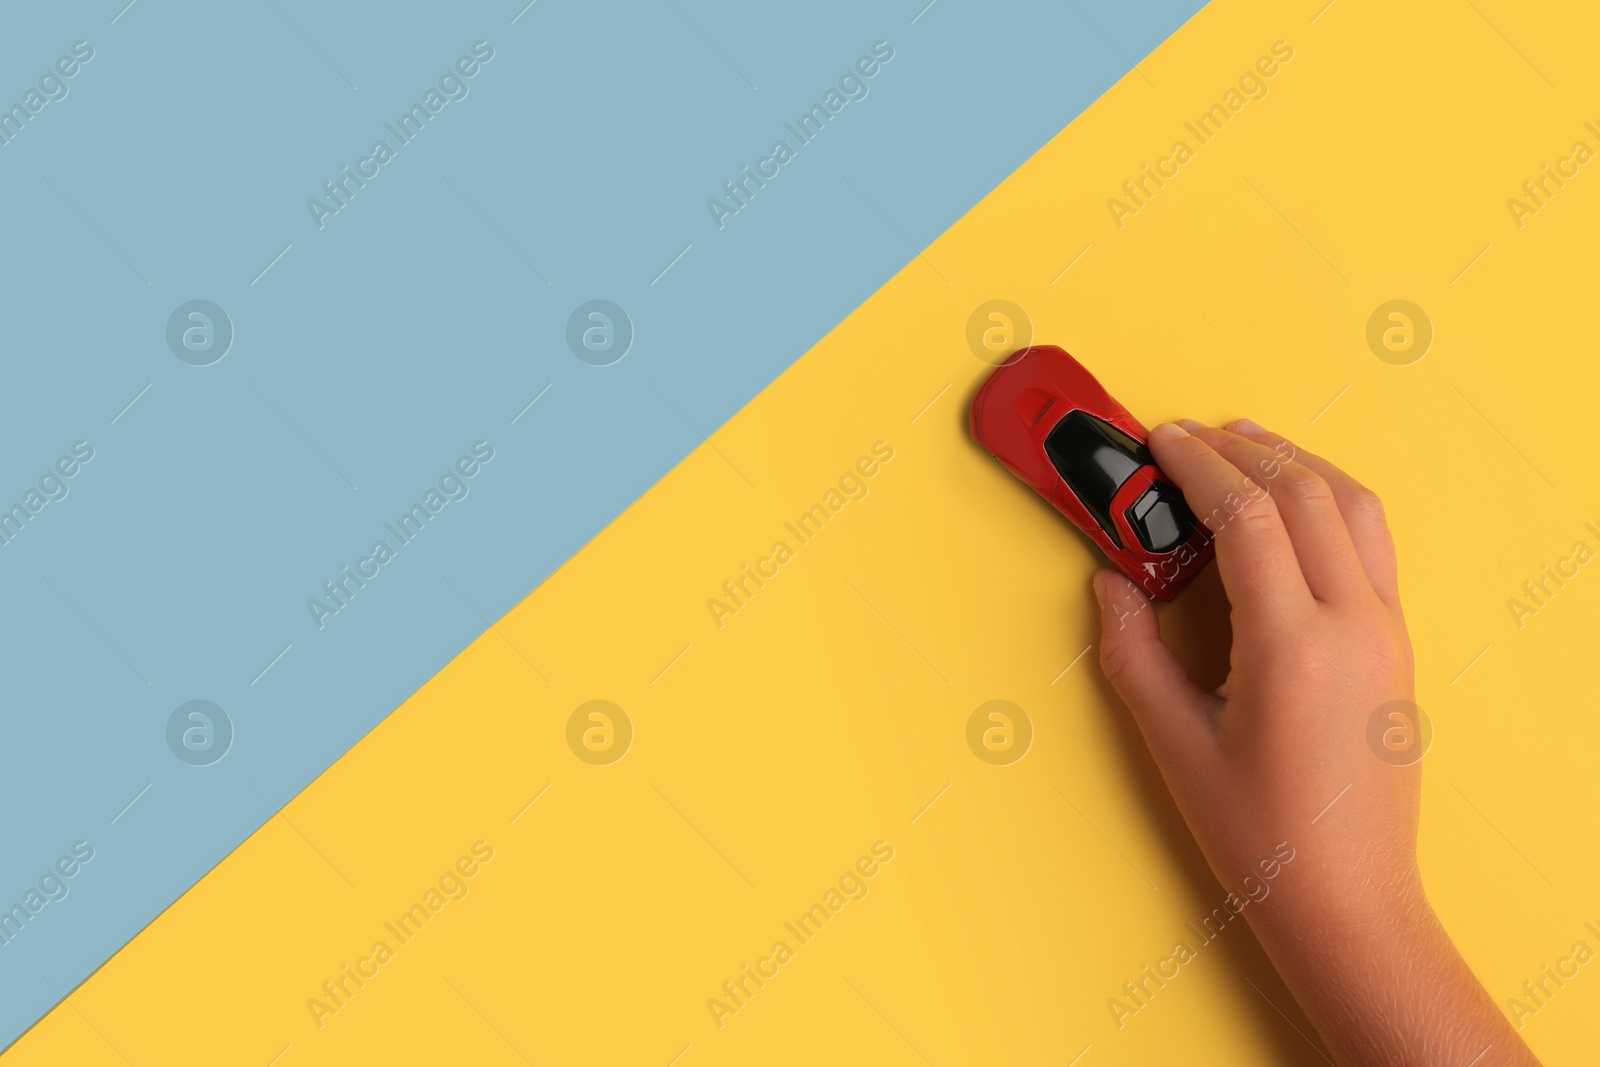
[969,345,1214,601]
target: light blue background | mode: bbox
[0,0,1205,1046]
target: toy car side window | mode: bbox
[1043,411,1152,548]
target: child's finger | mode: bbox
[1181,423,1369,605]
[1093,570,1219,771]
[1145,423,1315,627]
[1227,420,1402,609]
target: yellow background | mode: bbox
[11,0,1600,1062]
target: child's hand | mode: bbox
[1092,419,1539,1067]
[1095,418,1417,929]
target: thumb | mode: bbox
[1092,570,1216,764]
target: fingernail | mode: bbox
[1229,418,1265,434]
[1177,418,1207,432]
[1092,572,1108,608]
[1150,422,1188,438]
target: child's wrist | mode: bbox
[1247,850,1431,957]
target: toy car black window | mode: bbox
[1043,410,1153,548]
[1125,482,1197,553]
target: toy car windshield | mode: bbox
[1043,410,1196,554]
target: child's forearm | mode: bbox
[1244,865,1537,1066]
